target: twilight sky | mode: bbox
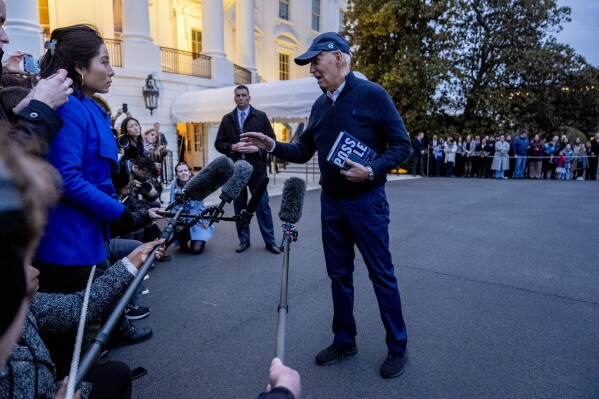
[556,0,599,67]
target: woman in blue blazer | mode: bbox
[35,25,126,291]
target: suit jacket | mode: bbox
[214,106,276,186]
[412,137,425,156]
[36,94,125,266]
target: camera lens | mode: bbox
[117,136,131,149]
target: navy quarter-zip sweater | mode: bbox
[272,71,411,198]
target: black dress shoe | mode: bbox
[380,350,408,378]
[236,242,250,253]
[265,243,281,254]
[190,240,206,254]
[109,323,153,349]
[315,342,358,365]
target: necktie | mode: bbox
[239,111,246,132]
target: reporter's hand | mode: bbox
[31,69,73,109]
[54,376,81,399]
[126,238,166,269]
[266,358,301,399]
[148,207,164,221]
[2,51,30,75]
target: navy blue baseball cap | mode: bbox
[294,32,350,66]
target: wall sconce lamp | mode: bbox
[142,74,159,115]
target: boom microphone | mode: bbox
[205,160,253,226]
[185,156,235,201]
[220,160,253,203]
[165,156,234,211]
[278,177,306,224]
[239,175,269,229]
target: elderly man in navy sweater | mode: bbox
[242,32,411,379]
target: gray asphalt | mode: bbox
[111,177,599,399]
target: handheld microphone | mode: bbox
[207,160,253,225]
[239,175,269,229]
[278,177,306,224]
[165,156,234,211]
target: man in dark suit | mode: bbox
[214,85,280,254]
[412,131,426,177]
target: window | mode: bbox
[311,0,320,31]
[191,29,202,57]
[279,0,289,20]
[339,10,346,32]
[38,0,50,38]
[279,53,290,81]
[113,0,123,37]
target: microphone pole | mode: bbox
[274,177,306,363]
[275,220,298,363]
[75,208,183,388]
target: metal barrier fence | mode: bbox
[421,152,599,180]
[160,151,174,185]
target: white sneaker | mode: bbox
[141,288,150,295]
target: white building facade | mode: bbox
[4,0,347,169]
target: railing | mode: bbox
[234,64,251,85]
[160,47,211,79]
[104,39,123,67]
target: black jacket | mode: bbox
[214,106,276,186]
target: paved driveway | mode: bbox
[112,178,599,399]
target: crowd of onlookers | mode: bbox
[410,130,599,181]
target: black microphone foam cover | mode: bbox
[220,160,253,203]
[278,177,306,223]
[184,156,234,201]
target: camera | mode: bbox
[117,135,131,149]
[138,181,154,194]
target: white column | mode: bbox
[202,0,226,59]
[4,0,43,58]
[235,0,256,73]
[121,0,161,71]
[202,0,234,83]
[122,0,153,43]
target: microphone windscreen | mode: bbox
[220,160,253,203]
[184,156,234,201]
[246,175,269,215]
[279,177,306,223]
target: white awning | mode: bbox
[171,73,367,123]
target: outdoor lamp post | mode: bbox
[142,74,159,115]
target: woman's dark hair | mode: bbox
[38,24,104,97]
[120,117,144,152]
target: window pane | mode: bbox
[279,0,289,20]
[279,54,289,81]
[312,0,320,31]
[191,29,202,57]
